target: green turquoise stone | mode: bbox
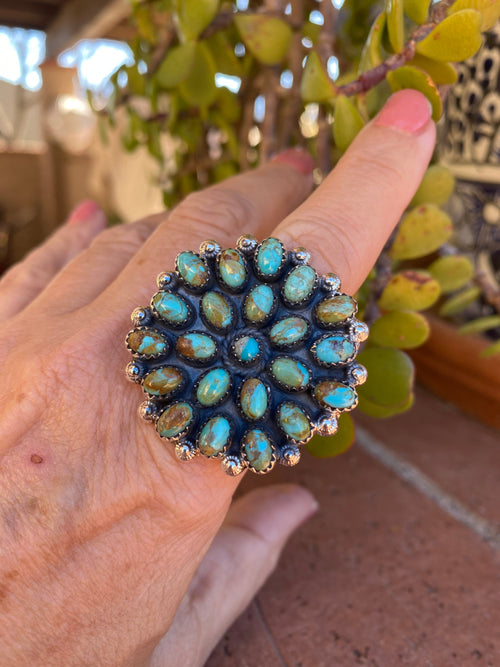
[271,357,310,390]
[243,429,273,472]
[233,335,260,363]
[283,265,316,303]
[240,378,268,420]
[198,416,231,456]
[314,380,357,409]
[244,284,274,322]
[218,249,246,288]
[157,402,193,438]
[201,291,232,329]
[176,333,216,361]
[176,251,209,288]
[314,335,355,364]
[197,368,231,406]
[256,238,284,276]
[269,317,308,347]
[152,292,189,324]
[127,328,168,357]
[143,366,183,396]
[278,402,311,442]
[315,294,356,325]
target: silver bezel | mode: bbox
[150,291,194,329]
[199,290,236,333]
[215,248,249,294]
[242,284,279,327]
[275,400,314,444]
[252,237,288,282]
[311,380,359,413]
[125,326,171,360]
[141,364,187,400]
[236,378,272,422]
[267,355,313,393]
[280,265,319,309]
[229,333,263,366]
[175,330,219,366]
[309,333,359,367]
[193,367,233,408]
[268,314,310,350]
[196,413,234,459]
[313,294,358,330]
[174,251,211,292]
[156,400,196,441]
[241,429,277,475]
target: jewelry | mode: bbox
[125,235,368,476]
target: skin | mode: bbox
[0,90,435,667]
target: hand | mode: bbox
[0,90,434,666]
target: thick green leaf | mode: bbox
[175,0,219,41]
[428,255,474,293]
[155,41,197,89]
[216,87,241,124]
[439,286,481,316]
[133,4,157,43]
[404,0,430,24]
[333,96,365,153]
[370,310,430,348]
[409,54,458,85]
[359,12,386,72]
[448,0,500,30]
[302,20,322,46]
[207,32,243,77]
[416,9,483,62]
[480,339,500,358]
[306,414,355,458]
[124,65,146,95]
[379,270,442,311]
[411,165,455,206]
[301,51,335,103]
[234,15,292,65]
[386,0,405,52]
[387,66,442,121]
[458,315,500,335]
[357,347,415,415]
[179,42,217,107]
[358,392,414,417]
[390,204,452,260]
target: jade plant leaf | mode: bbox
[358,392,414,418]
[155,41,197,89]
[428,255,474,293]
[179,42,217,107]
[306,414,355,458]
[387,66,442,121]
[409,54,458,85]
[369,310,430,348]
[481,340,500,358]
[234,15,292,65]
[379,270,441,311]
[357,347,415,417]
[411,165,455,206]
[439,286,481,316]
[333,96,365,153]
[301,51,335,103]
[458,315,500,335]
[207,32,243,77]
[390,204,453,260]
[404,0,430,24]
[447,0,500,31]
[359,12,386,72]
[416,9,483,62]
[175,0,219,41]
[386,0,405,52]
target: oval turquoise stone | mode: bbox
[198,416,231,456]
[197,368,231,406]
[127,328,168,357]
[278,403,311,442]
[233,335,260,363]
[218,249,246,289]
[244,284,274,322]
[315,294,356,325]
[143,366,183,396]
[314,335,356,364]
[314,380,357,409]
[201,291,232,329]
[269,317,308,347]
[176,251,209,288]
[256,238,284,277]
[243,429,273,472]
[152,292,190,324]
[283,265,316,303]
[270,357,310,390]
[156,402,193,438]
[240,378,268,420]
[176,333,216,361]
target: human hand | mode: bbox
[0,90,435,666]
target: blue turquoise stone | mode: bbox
[315,294,356,325]
[201,291,232,329]
[243,429,273,472]
[269,317,308,347]
[233,335,260,363]
[152,292,189,324]
[256,238,284,277]
[240,378,268,420]
[314,380,357,409]
[143,366,183,396]
[197,368,231,406]
[270,357,310,390]
[176,333,216,361]
[218,249,246,289]
[283,265,316,303]
[244,284,274,322]
[278,402,311,442]
[314,335,356,364]
[176,251,209,288]
[156,402,193,438]
[127,328,168,357]
[198,416,231,456]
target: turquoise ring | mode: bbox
[125,235,368,476]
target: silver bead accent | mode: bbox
[351,320,369,343]
[236,234,258,254]
[315,414,339,437]
[156,271,177,290]
[125,361,144,383]
[350,363,368,386]
[291,246,311,264]
[175,441,197,461]
[138,400,159,421]
[221,454,245,476]
[279,444,301,467]
[321,272,342,292]
[199,239,221,258]
[131,307,151,326]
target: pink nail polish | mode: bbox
[271,147,315,175]
[375,89,432,134]
[67,200,102,225]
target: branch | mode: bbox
[474,271,500,316]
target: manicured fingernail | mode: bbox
[375,89,433,134]
[67,199,103,226]
[272,147,315,175]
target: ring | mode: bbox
[125,235,368,476]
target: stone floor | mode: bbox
[206,387,500,667]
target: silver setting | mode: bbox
[192,367,233,408]
[236,233,258,254]
[315,413,339,436]
[350,363,368,386]
[126,360,145,383]
[279,444,301,467]
[321,272,342,293]
[138,400,160,421]
[267,355,313,393]
[241,433,277,475]
[221,454,245,476]
[157,271,177,290]
[199,239,221,258]
[131,307,152,326]
[280,266,319,309]
[351,320,370,343]
[310,333,358,367]
[291,246,311,265]
[175,440,197,461]
[125,326,170,360]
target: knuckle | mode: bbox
[92,220,156,256]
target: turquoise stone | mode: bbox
[315,294,356,325]
[269,317,308,347]
[283,265,316,303]
[278,402,311,442]
[314,380,357,409]
[314,335,356,364]
[152,292,189,324]
[197,368,231,406]
[176,333,216,361]
[201,291,232,329]
[218,249,246,289]
[233,335,260,363]
[244,284,274,322]
[156,402,193,438]
[198,416,231,456]
[240,378,268,420]
[127,328,168,357]
[256,237,284,277]
[176,251,209,288]
[143,366,183,396]
[243,429,273,472]
[270,357,310,390]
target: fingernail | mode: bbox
[67,199,104,226]
[375,89,432,134]
[271,147,315,175]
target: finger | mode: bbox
[0,200,106,322]
[274,90,436,295]
[150,484,318,667]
